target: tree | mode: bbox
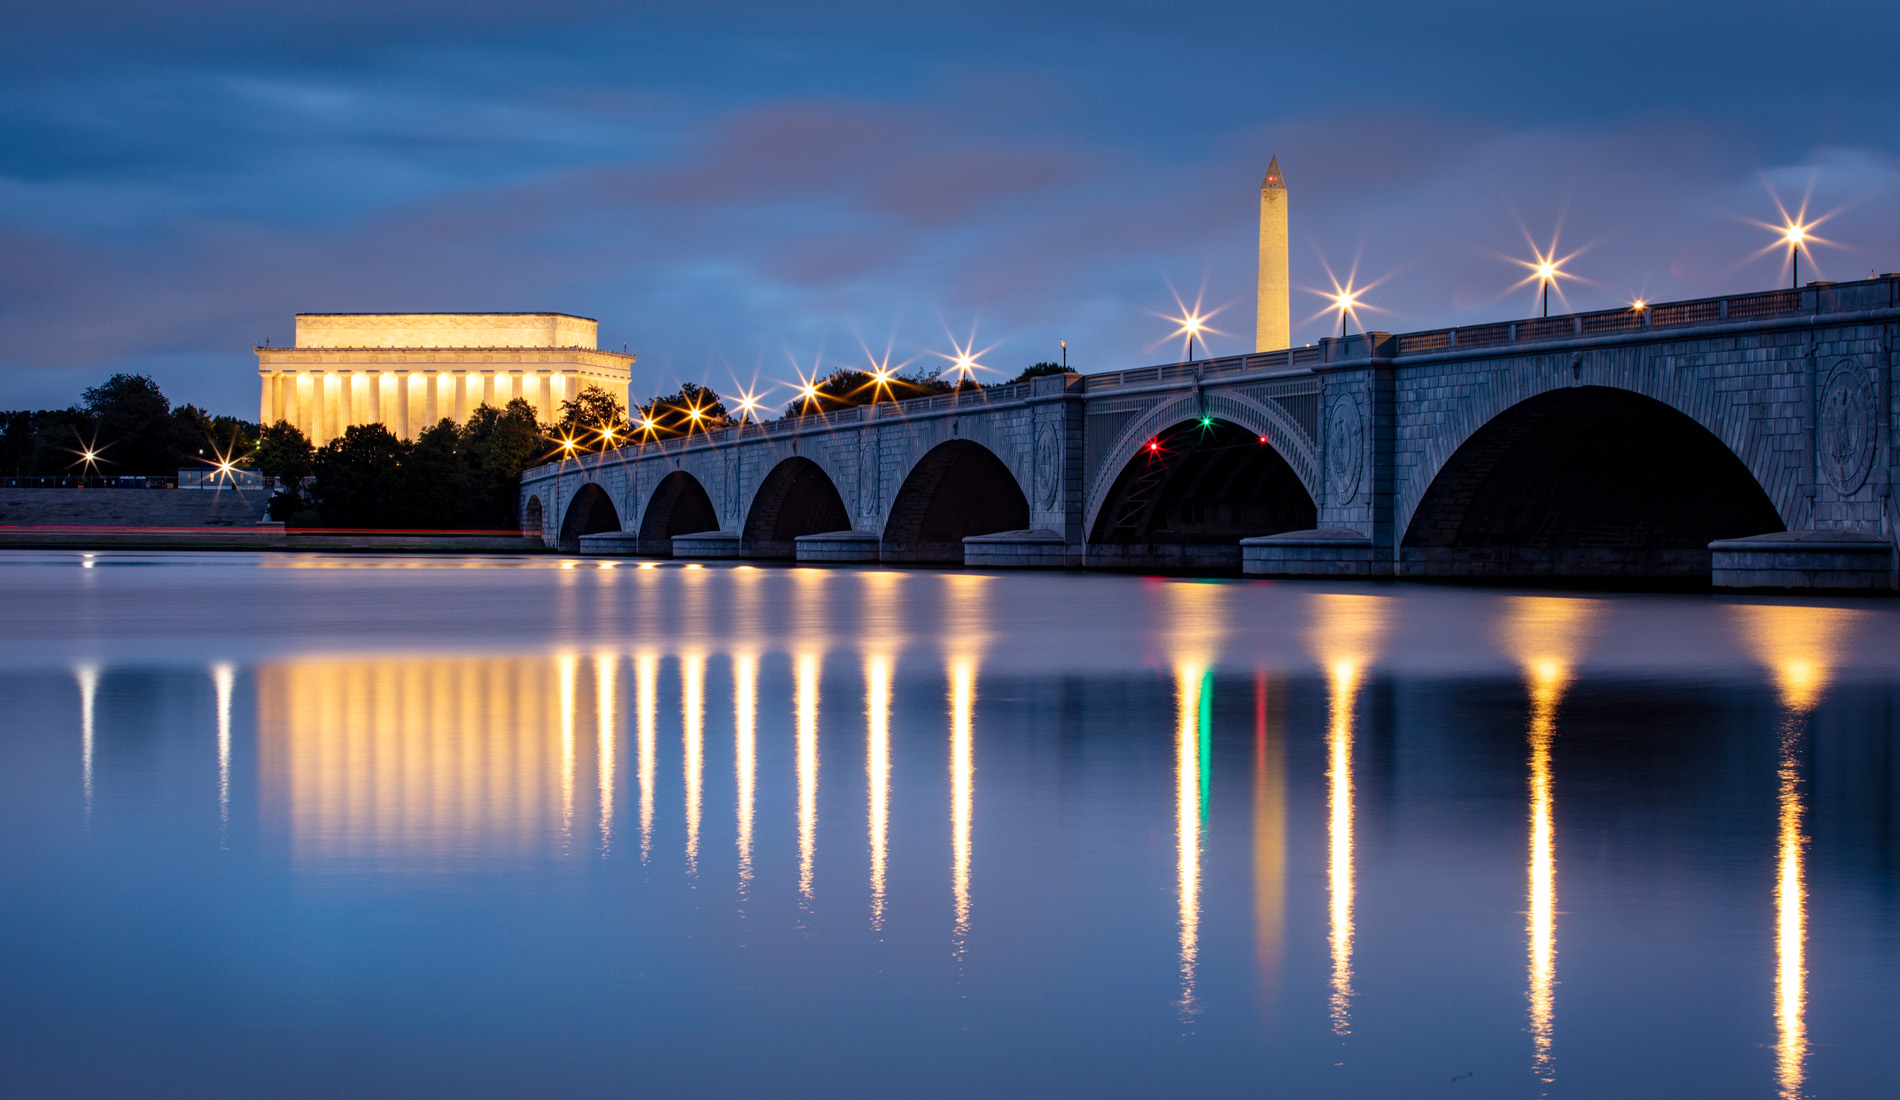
[777,368,948,418]
[255,420,315,481]
[1006,362,1072,384]
[81,373,195,474]
[555,384,629,443]
[310,423,410,527]
[255,420,317,522]
[460,399,544,528]
[392,419,474,528]
[637,381,734,437]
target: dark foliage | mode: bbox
[637,381,734,438]
[555,384,630,442]
[1006,362,1072,384]
[0,374,259,476]
[778,368,949,419]
[302,398,546,530]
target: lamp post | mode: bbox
[1785,224,1806,289]
[1536,261,1557,317]
[1334,290,1358,338]
[1181,316,1204,365]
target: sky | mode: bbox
[4,0,1899,417]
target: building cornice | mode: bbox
[255,346,635,373]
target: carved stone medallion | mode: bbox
[1033,422,1060,510]
[858,435,880,518]
[1819,359,1877,494]
[1326,394,1364,504]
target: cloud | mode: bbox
[3,2,1900,414]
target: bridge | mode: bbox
[520,277,1900,590]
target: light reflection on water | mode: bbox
[1501,596,1597,1091]
[1732,604,1863,1100]
[4,553,1899,1098]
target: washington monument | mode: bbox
[1256,155,1289,352]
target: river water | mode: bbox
[0,551,1895,1098]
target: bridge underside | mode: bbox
[1087,417,1315,570]
[1398,388,1785,581]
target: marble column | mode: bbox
[320,372,338,445]
[287,374,304,438]
[395,371,412,440]
[337,371,353,431]
[424,373,439,428]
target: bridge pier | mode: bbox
[794,531,881,563]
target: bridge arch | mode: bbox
[741,456,851,559]
[881,439,1030,563]
[523,494,544,539]
[557,481,621,552]
[1087,414,1316,568]
[1401,385,1784,578]
[638,470,720,553]
[1083,391,1318,546]
[1396,362,1798,544]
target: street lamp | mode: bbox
[1180,313,1205,364]
[1535,260,1558,317]
[1333,290,1358,338]
[1784,223,1808,289]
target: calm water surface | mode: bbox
[1,551,1896,1098]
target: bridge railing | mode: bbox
[1390,287,1809,357]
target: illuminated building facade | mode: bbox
[255,313,635,445]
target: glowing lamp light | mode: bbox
[1535,261,1557,281]
[687,406,704,422]
[1198,415,1213,428]
[1784,224,1807,245]
[1258,435,1270,445]
[1631,298,1647,311]
[1146,438,1162,453]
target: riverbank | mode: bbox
[0,526,542,552]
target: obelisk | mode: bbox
[1256,156,1289,352]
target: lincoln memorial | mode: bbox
[255,312,635,444]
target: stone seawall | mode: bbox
[0,487,270,528]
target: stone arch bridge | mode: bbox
[521,277,1900,589]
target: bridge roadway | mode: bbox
[520,277,1900,590]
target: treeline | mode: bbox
[258,399,547,529]
[0,374,257,476]
[773,362,1070,420]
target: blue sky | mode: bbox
[4,0,1898,416]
